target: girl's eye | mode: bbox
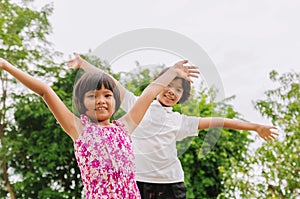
[87,94,95,98]
[105,94,113,98]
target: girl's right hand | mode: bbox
[67,53,83,69]
[0,58,9,70]
[172,60,200,83]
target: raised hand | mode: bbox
[256,125,279,141]
[171,60,200,83]
[67,53,83,69]
[0,58,10,69]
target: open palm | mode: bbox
[172,60,200,83]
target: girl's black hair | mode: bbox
[154,67,191,103]
[73,71,121,115]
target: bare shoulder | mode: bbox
[118,114,137,135]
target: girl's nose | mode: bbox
[96,96,105,104]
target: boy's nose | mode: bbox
[168,88,175,95]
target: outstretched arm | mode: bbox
[122,60,200,133]
[198,117,278,141]
[67,53,126,101]
[0,58,80,141]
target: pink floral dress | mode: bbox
[74,114,141,199]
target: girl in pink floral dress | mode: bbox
[0,57,199,198]
[74,114,139,198]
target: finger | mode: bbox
[184,76,193,83]
[258,132,268,141]
[188,71,200,77]
[188,69,200,74]
[271,132,279,136]
[176,60,188,65]
[188,74,199,78]
[66,59,73,65]
[269,135,276,140]
[66,60,76,68]
[265,136,272,141]
[187,65,198,69]
[269,127,279,136]
[73,52,80,57]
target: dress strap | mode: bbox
[112,120,130,135]
[112,120,125,127]
[80,114,90,126]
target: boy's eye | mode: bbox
[105,94,112,97]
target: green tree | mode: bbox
[0,0,56,198]
[179,90,251,199]
[220,71,300,198]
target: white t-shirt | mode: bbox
[121,91,199,183]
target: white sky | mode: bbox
[31,0,300,125]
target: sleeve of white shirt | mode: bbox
[176,114,200,141]
[120,90,138,112]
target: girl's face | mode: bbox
[157,78,184,107]
[84,85,116,126]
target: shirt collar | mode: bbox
[153,100,173,113]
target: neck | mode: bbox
[97,119,112,127]
[158,99,171,107]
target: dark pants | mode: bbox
[137,181,187,199]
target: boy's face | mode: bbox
[157,78,183,107]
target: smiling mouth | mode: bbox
[164,95,175,101]
[95,107,107,111]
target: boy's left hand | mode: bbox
[257,125,279,141]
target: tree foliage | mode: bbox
[0,0,55,64]
[179,90,251,198]
[221,70,300,198]
[0,0,58,198]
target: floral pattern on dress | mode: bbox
[74,114,141,199]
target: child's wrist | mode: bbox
[169,66,178,75]
[1,61,9,70]
[255,124,262,132]
[154,67,177,87]
[167,67,178,76]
